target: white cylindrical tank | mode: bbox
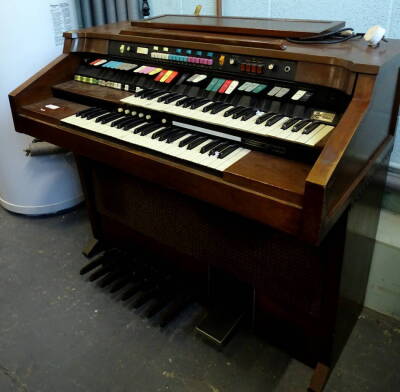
[0,0,83,215]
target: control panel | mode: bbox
[108,41,297,81]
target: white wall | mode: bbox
[0,0,83,214]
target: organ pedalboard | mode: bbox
[9,15,400,392]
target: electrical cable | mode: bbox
[286,27,364,44]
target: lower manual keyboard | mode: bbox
[61,107,251,172]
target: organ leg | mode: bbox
[308,363,331,392]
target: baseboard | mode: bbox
[0,194,84,216]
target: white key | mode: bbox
[263,116,290,137]
[188,102,215,119]
[292,124,326,144]
[207,146,242,169]
[305,125,334,146]
[180,140,221,165]
[273,120,303,141]
[285,122,314,141]
[240,111,266,132]
[204,106,236,125]
[214,148,251,171]
[161,133,194,156]
[177,139,211,160]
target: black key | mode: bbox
[134,88,148,97]
[224,106,245,118]
[183,98,202,108]
[147,90,168,100]
[141,89,158,99]
[200,139,223,154]
[292,119,312,132]
[178,134,200,147]
[209,141,232,156]
[190,99,211,110]
[266,114,285,126]
[232,107,251,120]
[76,107,96,117]
[281,117,302,130]
[151,127,173,139]
[302,121,323,134]
[140,123,164,136]
[123,119,146,131]
[255,112,276,124]
[94,112,114,123]
[234,108,255,120]
[111,116,131,127]
[133,123,153,134]
[158,93,175,103]
[158,128,180,141]
[241,110,257,121]
[210,103,231,114]
[202,102,220,113]
[86,109,108,120]
[164,94,186,104]
[101,113,125,124]
[176,97,195,107]
[115,117,138,129]
[166,130,189,143]
[187,136,209,150]
[218,144,240,159]
[81,108,104,118]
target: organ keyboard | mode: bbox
[9,15,400,391]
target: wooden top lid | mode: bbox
[131,15,345,38]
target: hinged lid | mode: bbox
[131,15,345,38]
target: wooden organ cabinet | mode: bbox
[9,16,400,391]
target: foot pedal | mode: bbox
[80,246,198,327]
[195,303,245,346]
[82,238,104,258]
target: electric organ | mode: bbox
[9,16,400,391]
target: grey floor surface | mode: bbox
[0,206,399,392]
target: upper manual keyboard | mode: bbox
[71,58,345,151]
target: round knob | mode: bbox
[267,63,276,71]
[145,114,152,120]
[161,118,167,124]
[229,58,236,65]
[124,109,131,115]
[131,111,137,116]
[138,113,144,118]
[117,107,124,113]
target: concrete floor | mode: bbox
[0,205,399,392]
